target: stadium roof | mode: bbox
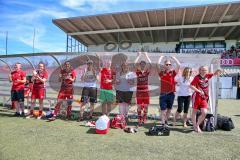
[53,1,240,46]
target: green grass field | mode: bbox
[0,99,240,160]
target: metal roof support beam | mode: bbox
[225,18,240,39]
[225,26,236,39]
[94,16,117,42]
[137,14,148,41]
[80,19,107,43]
[179,8,186,41]
[164,9,167,42]
[194,6,208,39]
[155,11,160,42]
[110,15,128,40]
[209,4,231,39]
[66,19,98,45]
[127,13,142,43]
[145,11,154,43]
[218,4,231,23]
[68,22,240,36]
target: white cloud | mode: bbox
[60,0,120,13]
[1,5,70,53]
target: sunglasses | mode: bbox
[165,64,172,66]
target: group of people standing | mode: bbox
[8,52,221,133]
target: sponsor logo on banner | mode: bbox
[220,59,234,66]
[220,58,240,66]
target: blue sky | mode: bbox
[0,0,236,55]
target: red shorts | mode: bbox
[192,93,208,109]
[24,89,31,97]
[31,88,46,99]
[136,91,149,105]
[57,88,73,100]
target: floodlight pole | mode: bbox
[66,34,69,53]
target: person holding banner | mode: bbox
[173,67,193,127]
[190,66,221,133]
[79,60,98,121]
[26,62,48,119]
[49,61,76,121]
[9,62,26,116]
[157,56,180,126]
[135,52,152,127]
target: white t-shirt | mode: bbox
[175,76,193,96]
[83,70,97,88]
[116,72,136,92]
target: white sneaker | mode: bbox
[26,115,34,119]
[37,116,42,120]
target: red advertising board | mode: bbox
[220,58,240,66]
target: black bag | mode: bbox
[204,114,215,132]
[217,115,235,131]
[197,113,215,132]
[148,125,170,136]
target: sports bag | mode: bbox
[217,114,235,131]
[202,114,215,132]
[148,125,170,136]
[111,114,126,129]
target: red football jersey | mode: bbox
[11,70,26,91]
[100,68,113,90]
[60,69,76,89]
[191,73,213,99]
[33,70,48,88]
[136,69,150,92]
[159,70,177,93]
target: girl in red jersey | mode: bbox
[49,61,76,121]
[26,62,48,119]
[9,62,26,116]
[134,52,152,127]
[190,66,221,133]
[99,58,114,116]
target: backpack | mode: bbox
[196,112,215,132]
[148,125,170,136]
[217,114,235,131]
[45,110,53,119]
[202,114,215,132]
[111,114,126,129]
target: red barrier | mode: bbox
[220,58,240,66]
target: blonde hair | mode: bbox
[182,67,192,81]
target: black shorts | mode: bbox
[177,96,191,113]
[81,87,97,103]
[116,90,133,104]
[11,90,24,102]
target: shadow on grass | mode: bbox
[86,128,96,134]
[233,115,240,117]
[170,127,193,134]
[0,112,16,118]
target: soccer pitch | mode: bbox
[0,99,240,160]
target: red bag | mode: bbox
[111,114,126,129]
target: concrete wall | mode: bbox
[88,42,178,52]
[88,38,237,52]
[225,40,237,50]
